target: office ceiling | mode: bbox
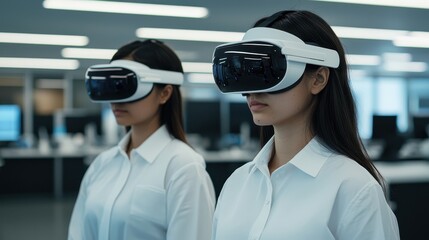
[1,0,429,79]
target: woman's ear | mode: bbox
[159,85,173,104]
[310,67,330,95]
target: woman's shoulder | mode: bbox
[322,154,382,193]
[165,139,205,166]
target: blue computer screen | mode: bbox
[0,105,21,141]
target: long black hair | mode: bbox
[255,10,384,186]
[111,39,188,144]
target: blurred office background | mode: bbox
[1,0,429,239]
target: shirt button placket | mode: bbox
[250,177,273,240]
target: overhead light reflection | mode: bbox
[43,0,208,18]
[0,32,88,46]
[311,0,429,10]
[0,57,79,70]
[384,62,427,72]
[186,73,215,84]
[136,28,244,42]
[347,54,381,65]
[182,62,212,73]
[62,48,116,59]
[332,26,407,40]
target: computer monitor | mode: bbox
[33,114,54,139]
[184,100,221,137]
[0,104,21,142]
[412,115,429,139]
[371,115,398,139]
[63,112,102,135]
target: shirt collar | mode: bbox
[117,125,174,163]
[288,137,333,177]
[251,136,333,178]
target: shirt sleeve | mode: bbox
[336,182,400,240]
[165,162,216,240]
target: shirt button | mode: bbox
[265,200,271,205]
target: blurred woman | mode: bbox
[68,39,215,240]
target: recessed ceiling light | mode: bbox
[346,54,381,65]
[393,32,429,48]
[332,26,407,40]
[0,57,79,70]
[62,47,200,61]
[332,26,429,48]
[382,53,412,62]
[43,0,208,18]
[136,28,244,42]
[311,0,429,9]
[62,48,116,59]
[349,69,368,77]
[182,62,212,73]
[384,62,427,72]
[0,32,88,46]
[186,73,215,84]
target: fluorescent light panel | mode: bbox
[136,28,244,42]
[332,26,407,40]
[311,0,429,9]
[346,54,380,65]
[136,26,429,49]
[382,53,411,62]
[0,57,79,70]
[61,47,212,73]
[332,26,429,49]
[393,32,429,48]
[182,62,212,73]
[0,32,88,46]
[43,0,208,18]
[186,73,214,84]
[62,47,199,61]
[349,69,368,77]
[62,48,116,59]
[384,62,427,72]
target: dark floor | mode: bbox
[0,194,76,240]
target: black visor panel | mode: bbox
[213,41,286,93]
[85,67,138,101]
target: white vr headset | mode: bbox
[212,27,340,94]
[85,59,183,103]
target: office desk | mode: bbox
[202,148,257,163]
[375,161,429,184]
[374,161,429,240]
[0,146,108,198]
[2,146,428,199]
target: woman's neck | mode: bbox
[268,122,313,174]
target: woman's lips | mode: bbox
[248,100,268,111]
[112,109,128,117]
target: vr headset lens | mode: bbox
[86,67,139,101]
[213,41,286,93]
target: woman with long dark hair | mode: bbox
[68,39,215,240]
[211,10,399,239]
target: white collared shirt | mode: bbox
[212,137,400,240]
[68,125,216,240]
